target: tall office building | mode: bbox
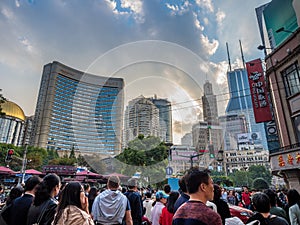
[148,95,172,143]
[202,81,219,125]
[225,68,268,150]
[124,95,160,146]
[31,61,124,156]
[0,100,25,146]
[219,114,247,150]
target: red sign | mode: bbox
[246,59,272,123]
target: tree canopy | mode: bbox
[115,135,169,186]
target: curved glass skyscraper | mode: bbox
[31,61,124,156]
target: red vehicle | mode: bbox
[228,204,253,223]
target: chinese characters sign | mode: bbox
[246,59,272,123]
[271,151,300,171]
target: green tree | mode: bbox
[229,170,252,187]
[115,136,168,186]
[252,177,269,190]
[248,165,272,185]
[69,145,76,159]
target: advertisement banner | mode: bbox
[246,59,272,123]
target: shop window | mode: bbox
[294,115,300,142]
[282,62,300,97]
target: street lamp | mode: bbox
[275,27,294,34]
[20,144,28,185]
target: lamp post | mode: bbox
[275,27,294,34]
[216,149,224,174]
[20,144,28,185]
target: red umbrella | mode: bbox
[103,172,129,178]
[0,166,15,175]
[24,169,43,175]
[76,170,102,177]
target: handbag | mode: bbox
[33,200,51,225]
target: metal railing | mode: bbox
[269,142,300,155]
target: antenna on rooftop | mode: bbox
[226,42,232,71]
[239,39,246,69]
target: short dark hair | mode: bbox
[264,189,277,207]
[178,175,187,193]
[127,178,138,189]
[163,184,171,194]
[287,189,300,206]
[185,167,210,194]
[145,192,151,198]
[252,192,270,213]
[108,176,120,189]
[213,184,222,201]
[83,183,90,191]
[24,176,42,192]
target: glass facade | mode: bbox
[32,62,124,156]
[0,101,25,146]
[225,69,268,150]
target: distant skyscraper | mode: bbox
[124,95,160,146]
[225,68,268,150]
[219,114,247,150]
[148,95,172,143]
[31,61,124,156]
[181,133,192,146]
[0,101,25,146]
[202,81,219,125]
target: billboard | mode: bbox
[237,132,261,144]
[263,0,298,48]
[246,59,272,123]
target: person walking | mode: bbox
[213,184,231,225]
[124,178,143,225]
[5,176,41,225]
[1,185,24,225]
[88,187,98,214]
[159,191,179,225]
[143,192,153,221]
[264,189,288,221]
[246,192,289,225]
[92,175,133,225]
[287,189,300,225]
[52,181,94,225]
[173,168,222,225]
[27,173,61,225]
[242,186,251,209]
[174,175,189,213]
[151,191,168,225]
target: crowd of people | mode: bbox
[0,168,299,225]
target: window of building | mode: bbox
[294,115,300,142]
[282,62,300,97]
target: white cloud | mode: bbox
[15,0,20,8]
[199,34,219,55]
[120,0,143,14]
[203,17,209,25]
[216,9,226,25]
[18,37,35,53]
[1,7,15,20]
[195,0,214,13]
[193,12,204,31]
[165,1,190,16]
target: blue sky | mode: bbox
[0,0,270,143]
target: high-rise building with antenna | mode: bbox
[224,43,268,150]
